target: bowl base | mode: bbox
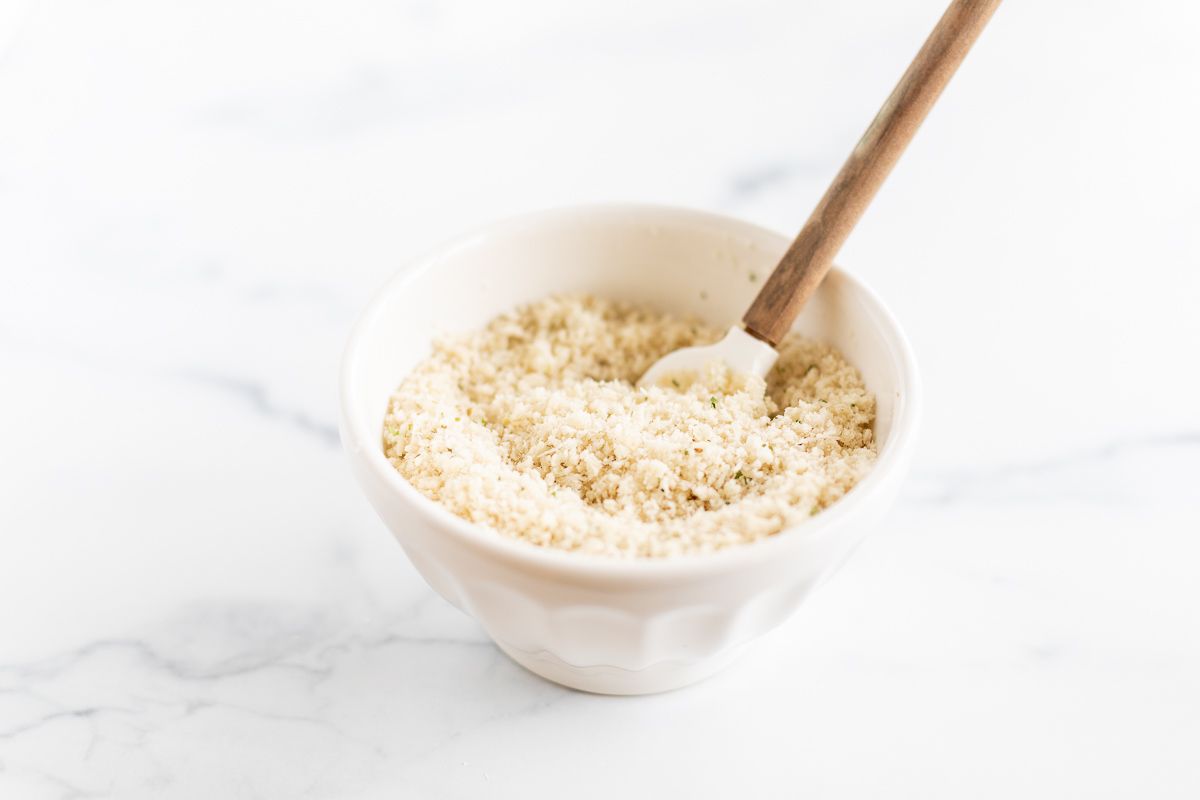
[496,639,749,695]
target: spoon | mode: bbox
[639,0,1000,388]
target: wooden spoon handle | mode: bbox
[743,0,1000,347]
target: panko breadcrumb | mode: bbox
[383,295,876,558]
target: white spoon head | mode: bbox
[636,326,779,389]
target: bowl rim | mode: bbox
[340,203,921,583]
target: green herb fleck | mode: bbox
[734,470,749,482]
[749,271,758,282]
[671,378,680,388]
[709,396,718,409]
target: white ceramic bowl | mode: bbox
[340,205,920,694]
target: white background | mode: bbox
[1,0,1198,797]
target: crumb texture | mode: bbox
[384,295,876,558]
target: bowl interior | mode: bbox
[344,205,911,481]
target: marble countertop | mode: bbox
[2,0,1198,797]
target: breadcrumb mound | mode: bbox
[384,295,876,558]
